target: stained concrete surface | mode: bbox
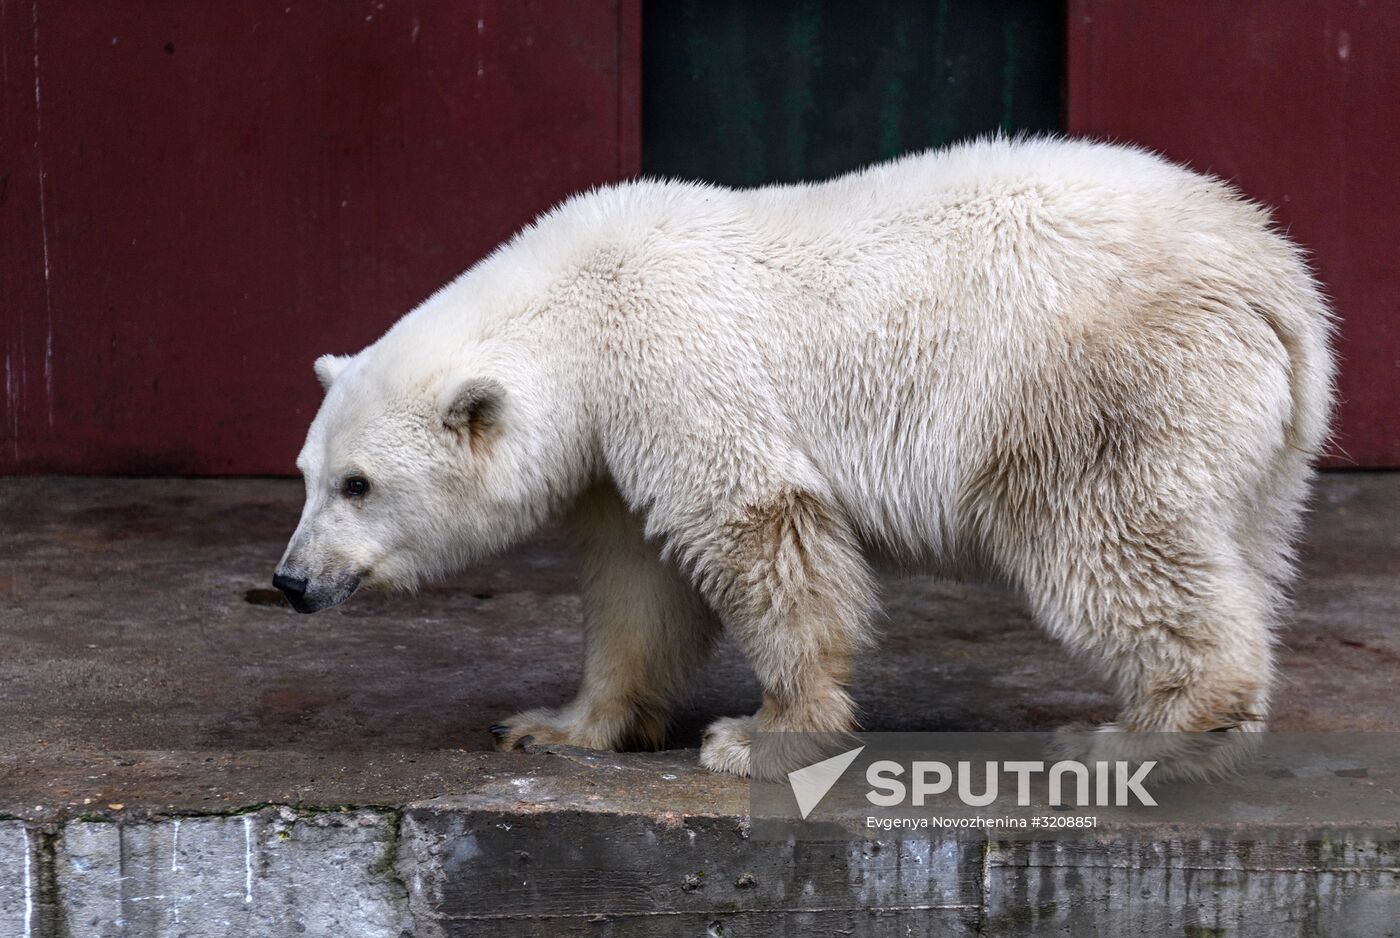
[4,476,1399,772]
[0,474,1398,936]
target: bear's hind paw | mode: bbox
[700,716,755,777]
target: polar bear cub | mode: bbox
[275,137,1334,779]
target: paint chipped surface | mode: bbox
[22,827,32,938]
[46,811,410,936]
[0,823,37,937]
[242,814,254,903]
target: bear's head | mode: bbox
[272,345,564,613]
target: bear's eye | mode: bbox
[342,476,370,499]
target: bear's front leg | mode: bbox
[490,482,719,753]
[690,489,877,780]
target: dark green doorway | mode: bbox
[643,0,1065,186]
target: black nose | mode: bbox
[273,573,308,601]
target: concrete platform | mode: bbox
[1,474,1398,936]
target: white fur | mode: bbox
[278,137,1334,779]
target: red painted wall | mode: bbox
[1068,0,1400,467]
[1,1,640,474]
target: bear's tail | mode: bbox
[1254,262,1337,459]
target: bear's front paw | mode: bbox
[489,708,593,752]
[700,716,755,777]
[700,716,857,779]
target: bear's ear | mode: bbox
[313,354,352,391]
[441,377,506,439]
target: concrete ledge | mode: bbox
[4,746,1400,936]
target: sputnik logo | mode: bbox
[787,746,865,819]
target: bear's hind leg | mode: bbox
[688,489,877,780]
[490,482,720,753]
[1037,520,1275,777]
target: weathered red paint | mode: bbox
[1,1,640,475]
[1068,0,1400,467]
